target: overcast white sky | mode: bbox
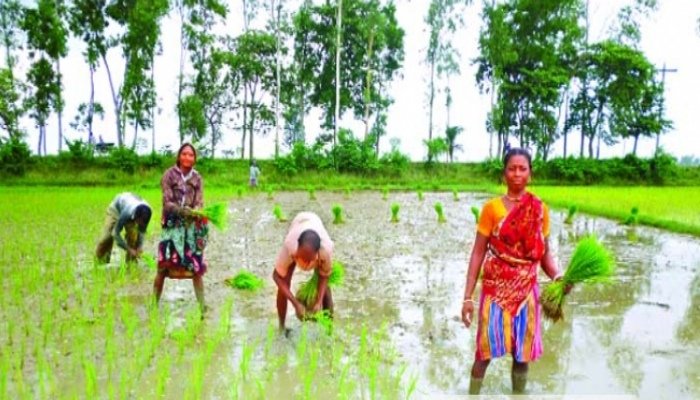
[8,0,700,161]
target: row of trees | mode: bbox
[476,0,671,161]
[0,0,678,164]
[0,0,408,160]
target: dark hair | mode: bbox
[503,147,532,171]
[134,204,152,231]
[176,143,197,167]
[298,229,321,252]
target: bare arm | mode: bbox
[540,239,561,280]
[272,268,305,310]
[462,233,489,328]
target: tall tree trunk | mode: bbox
[633,134,639,155]
[241,85,248,159]
[102,53,122,146]
[272,0,282,157]
[87,66,95,139]
[249,85,257,161]
[595,134,601,159]
[151,66,156,153]
[56,58,63,152]
[428,60,435,141]
[37,125,44,155]
[177,0,186,144]
[363,29,375,140]
[333,0,343,148]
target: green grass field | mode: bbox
[528,186,700,236]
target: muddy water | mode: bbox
[161,191,700,398]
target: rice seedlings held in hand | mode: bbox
[541,235,615,322]
[193,202,228,230]
[391,203,400,223]
[296,261,345,308]
[141,253,157,270]
[308,187,316,200]
[382,187,389,200]
[272,204,288,222]
[623,206,640,225]
[226,270,264,291]
[453,188,459,201]
[564,205,578,225]
[434,202,447,223]
[470,206,480,223]
[332,204,344,224]
[417,190,424,201]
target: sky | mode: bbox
[7,0,700,161]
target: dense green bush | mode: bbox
[0,137,31,176]
[109,146,139,173]
[58,139,94,165]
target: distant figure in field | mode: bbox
[154,143,209,314]
[272,212,334,331]
[503,141,512,157]
[95,192,152,264]
[249,159,261,188]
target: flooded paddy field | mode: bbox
[1,188,698,398]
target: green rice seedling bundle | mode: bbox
[417,190,424,201]
[391,203,400,223]
[564,205,578,225]
[273,204,288,222]
[541,235,615,321]
[296,261,345,308]
[304,310,333,334]
[453,189,459,201]
[344,187,351,199]
[623,206,639,225]
[332,204,344,224]
[382,187,389,200]
[226,270,264,291]
[193,202,228,230]
[470,206,480,223]
[142,254,157,270]
[308,187,316,200]
[266,187,275,200]
[434,202,446,223]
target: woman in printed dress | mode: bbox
[461,148,570,394]
[153,143,209,314]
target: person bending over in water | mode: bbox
[272,212,334,332]
[95,192,152,264]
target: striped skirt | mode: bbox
[475,285,543,362]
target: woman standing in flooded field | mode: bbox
[461,148,568,394]
[154,143,209,314]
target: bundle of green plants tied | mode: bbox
[541,235,615,322]
[470,206,480,223]
[296,261,345,308]
[564,205,578,225]
[193,202,228,230]
[226,270,264,291]
[142,253,157,270]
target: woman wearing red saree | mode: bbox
[461,148,567,394]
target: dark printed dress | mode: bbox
[157,166,208,277]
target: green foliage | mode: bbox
[109,146,139,173]
[193,202,228,230]
[470,206,480,222]
[390,203,400,223]
[332,204,344,224]
[623,206,640,225]
[226,270,264,291]
[60,138,94,164]
[424,137,448,164]
[308,187,316,200]
[434,202,446,223]
[296,261,345,308]
[382,187,389,200]
[541,236,615,321]
[0,137,31,176]
[273,204,287,222]
[564,205,578,225]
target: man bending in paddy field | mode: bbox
[95,192,152,264]
[273,212,334,332]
